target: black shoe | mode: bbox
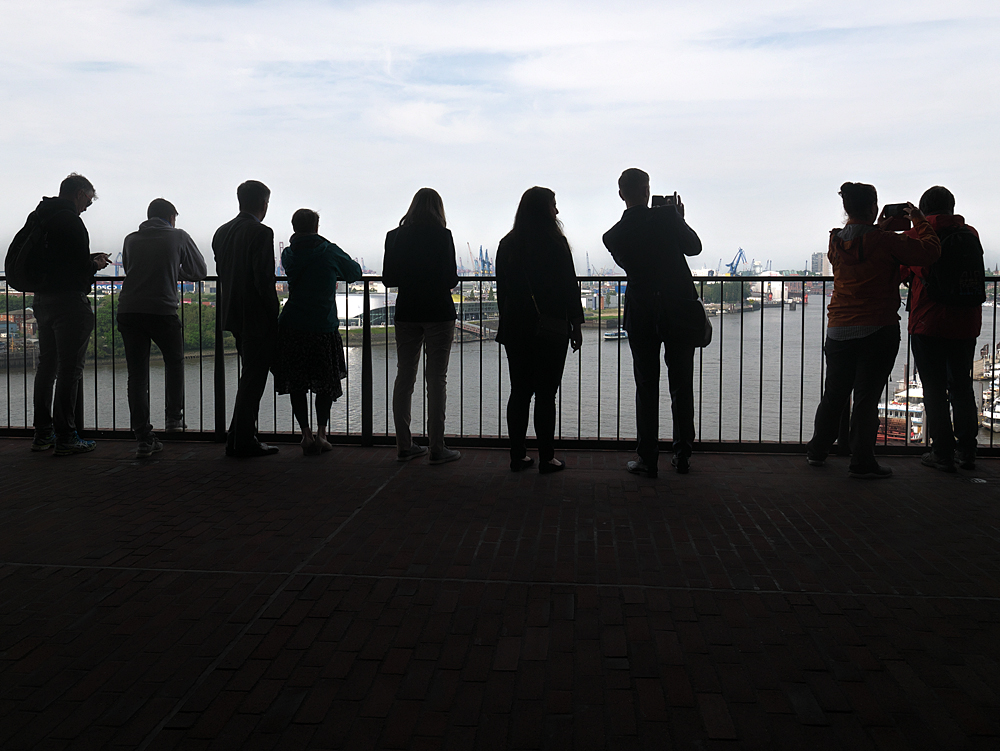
[539,458,566,474]
[954,448,976,470]
[510,456,535,472]
[848,463,892,479]
[671,454,690,474]
[920,452,956,473]
[227,441,280,458]
[626,460,657,479]
[806,454,825,467]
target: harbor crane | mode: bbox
[725,248,747,276]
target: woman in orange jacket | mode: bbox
[806,182,940,478]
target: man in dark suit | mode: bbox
[603,168,703,477]
[212,180,281,457]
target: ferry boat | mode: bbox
[878,375,924,442]
[603,328,628,341]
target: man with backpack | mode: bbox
[905,186,986,472]
[7,174,111,455]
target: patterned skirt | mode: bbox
[273,328,347,400]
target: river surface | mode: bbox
[3,300,998,448]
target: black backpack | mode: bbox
[5,212,49,293]
[923,225,986,307]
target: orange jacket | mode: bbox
[826,217,940,328]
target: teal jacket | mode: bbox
[279,233,363,333]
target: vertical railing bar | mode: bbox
[198,281,203,433]
[698,280,705,439]
[799,279,807,444]
[110,280,116,430]
[718,279,724,443]
[479,279,483,439]
[616,280,622,441]
[458,295,465,433]
[738,280,745,443]
[778,281,785,443]
[758,280,765,443]
[595,279,601,440]
[362,280,372,447]
[213,277,226,440]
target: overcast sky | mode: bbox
[2,0,998,275]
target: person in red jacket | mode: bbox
[903,186,983,471]
[806,182,940,478]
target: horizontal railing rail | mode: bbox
[2,273,999,456]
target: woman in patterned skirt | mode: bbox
[273,209,362,454]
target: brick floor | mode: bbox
[1,438,998,749]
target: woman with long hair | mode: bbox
[383,188,461,464]
[495,187,584,474]
[806,182,940,478]
[273,209,362,455]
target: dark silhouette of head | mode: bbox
[147,198,177,221]
[237,180,270,215]
[839,182,878,222]
[291,208,320,234]
[618,168,650,206]
[59,173,95,200]
[59,173,96,214]
[918,186,955,216]
[400,188,447,228]
[512,186,562,242]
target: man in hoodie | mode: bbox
[904,186,984,472]
[212,180,281,457]
[23,174,110,455]
[117,198,208,458]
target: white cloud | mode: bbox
[1,0,999,273]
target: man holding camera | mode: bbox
[603,168,703,477]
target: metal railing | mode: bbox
[2,274,998,455]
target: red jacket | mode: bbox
[904,214,982,339]
[826,217,940,328]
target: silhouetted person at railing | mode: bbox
[903,186,985,472]
[213,180,281,458]
[383,188,461,465]
[273,209,361,455]
[117,198,208,458]
[495,187,583,474]
[14,174,110,455]
[806,182,940,479]
[603,168,702,478]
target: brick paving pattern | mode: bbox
[0,439,998,749]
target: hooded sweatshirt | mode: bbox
[28,196,94,294]
[903,214,982,339]
[279,233,363,333]
[826,217,940,330]
[118,218,208,315]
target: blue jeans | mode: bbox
[807,326,900,471]
[33,293,94,440]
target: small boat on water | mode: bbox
[603,328,628,341]
[878,374,924,442]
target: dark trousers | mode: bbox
[117,312,185,439]
[32,293,93,440]
[807,326,900,471]
[910,334,978,458]
[230,329,276,449]
[504,336,569,463]
[628,331,696,469]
